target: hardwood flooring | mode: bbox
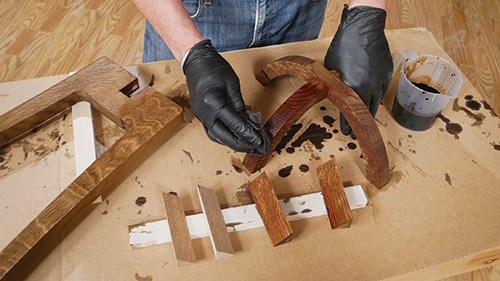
[0,0,498,279]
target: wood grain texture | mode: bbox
[1,1,499,278]
[248,172,293,247]
[243,56,390,189]
[0,59,183,281]
[386,247,500,281]
[0,57,139,147]
[316,158,352,229]
[197,185,235,260]
[162,192,196,267]
[0,0,498,118]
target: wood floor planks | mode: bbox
[0,0,499,279]
[1,0,499,118]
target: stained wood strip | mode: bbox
[129,185,368,248]
[316,158,353,229]
[162,192,196,267]
[248,172,293,246]
[243,56,390,189]
[197,185,234,260]
[0,58,183,281]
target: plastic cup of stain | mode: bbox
[391,50,463,131]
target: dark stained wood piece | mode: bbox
[316,158,353,229]
[0,57,183,281]
[243,56,390,189]
[162,192,197,266]
[248,172,293,246]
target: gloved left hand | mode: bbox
[183,40,270,155]
[324,4,393,138]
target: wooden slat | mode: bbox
[248,172,293,246]
[197,185,235,260]
[316,158,352,229]
[162,192,196,267]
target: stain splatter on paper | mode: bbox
[437,114,463,139]
[452,99,485,127]
[323,115,335,127]
[445,173,452,186]
[491,143,500,151]
[278,165,293,178]
[182,149,193,163]
[275,123,303,154]
[291,123,332,150]
[299,164,309,173]
[347,142,357,150]
[135,196,147,206]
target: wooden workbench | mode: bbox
[0,28,499,280]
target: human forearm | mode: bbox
[132,0,205,61]
[349,0,388,10]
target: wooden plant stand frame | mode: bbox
[0,57,183,281]
[242,56,390,189]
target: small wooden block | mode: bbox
[162,192,196,267]
[316,158,353,229]
[248,172,293,246]
[197,185,235,259]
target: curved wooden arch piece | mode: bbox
[243,56,390,189]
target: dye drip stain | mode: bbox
[278,165,293,178]
[323,115,335,127]
[347,142,357,150]
[299,164,309,172]
[465,100,481,111]
[275,124,303,154]
[452,99,485,126]
[291,123,332,150]
[135,196,147,206]
[437,114,462,139]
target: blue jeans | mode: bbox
[143,0,328,63]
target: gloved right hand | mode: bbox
[324,5,393,139]
[182,40,270,155]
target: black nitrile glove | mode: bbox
[183,40,270,155]
[324,4,393,139]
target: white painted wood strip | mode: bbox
[129,185,367,248]
[71,101,101,204]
